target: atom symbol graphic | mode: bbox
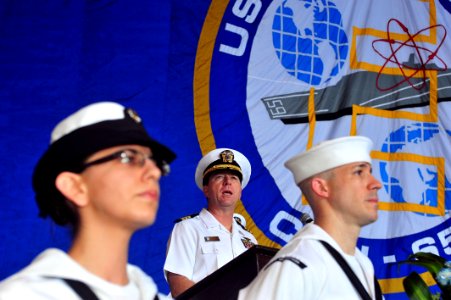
[372,18,447,91]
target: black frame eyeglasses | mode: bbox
[80,148,170,176]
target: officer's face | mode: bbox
[203,171,242,210]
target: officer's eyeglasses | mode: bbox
[80,148,170,176]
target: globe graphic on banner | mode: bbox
[380,122,451,210]
[272,0,348,85]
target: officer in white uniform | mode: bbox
[164,148,258,297]
[238,136,384,300]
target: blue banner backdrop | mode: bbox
[1,1,451,299]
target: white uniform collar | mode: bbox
[200,208,239,232]
[199,208,219,229]
[296,223,342,250]
[13,248,157,297]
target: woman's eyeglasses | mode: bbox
[80,148,170,176]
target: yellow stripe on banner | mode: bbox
[193,0,280,249]
[302,88,317,205]
[307,87,316,149]
[193,0,228,152]
[379,271,436,294]
[429,71,438,121]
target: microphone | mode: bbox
[300,212,313,225]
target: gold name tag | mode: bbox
[204,236,220,242]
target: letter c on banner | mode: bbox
[270,211,303,243]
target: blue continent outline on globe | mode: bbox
[272,0,348,85]
[380,122,451,211]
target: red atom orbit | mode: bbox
[372,18,447,91]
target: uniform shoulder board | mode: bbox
[264,256,307,271]
[234,215,249,232]
[174,213,199,223]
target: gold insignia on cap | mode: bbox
[202,149,242,179]
[126,108,142,123]
[220,150,234,163]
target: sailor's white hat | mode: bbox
[285,136,373,185]
[195,148,251,189]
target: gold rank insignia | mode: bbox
[204,236,220,242]
[126,108,142,123]
[241,237,254,249]
[174,213,199,223]
[220,150,234,163]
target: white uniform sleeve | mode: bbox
[163,221,198,280]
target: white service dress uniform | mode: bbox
[164,208,258,283]
[0,248,169,300]
[238,223,381,300]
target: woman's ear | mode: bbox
[55,172,89,207]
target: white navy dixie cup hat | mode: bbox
[195,148,251,190]
[284,136,373,185]
[32,101,176,225]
